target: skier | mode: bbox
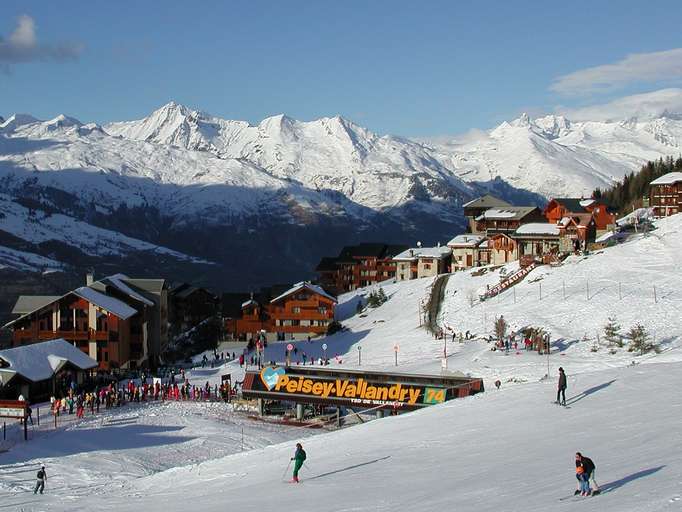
[290,442,307,483]
[557,367,567,406]
[34,464,46,494]
[575,452,599,494]
[575,465,590,496]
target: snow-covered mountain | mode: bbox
[427,107,682,198]
[1,94,681,289]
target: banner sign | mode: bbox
[242,366,483,410]
[0,400,27,419]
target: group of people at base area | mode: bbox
[124,378,234,403]
[51,383,123,417]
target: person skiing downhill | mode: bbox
[557,367,567,406]
[291,443,306,483]
[34,464,46,494]
[575,452,599,495]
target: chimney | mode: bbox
[86,270,95,286]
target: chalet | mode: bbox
[169,283,220,332]
[544,197,615,231]
[393,245,451,280]
[3,273,169,370]
[223,282,337,342]
[557,214,597,253]
[463,195,512,233]
[314,243,408,295]
[488,233,518,265]
[447,235,486,270]
[649,172,682,217]
[513,223,561,266]
[474,207,545,236]
[0,339,98,401]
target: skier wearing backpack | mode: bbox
[34,464,47,494]
[291,443,306,483]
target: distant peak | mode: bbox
[511,113,531,127]
[0,113,41,130]
[47,114,82,127]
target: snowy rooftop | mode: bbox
[447,234,485,247]
[73,287,138,319]
[650,172,682,185]
[393,246,451,261]
[514,223,560,236]
[475,206,538,221]
[270,282,337,304]
[103,273,155,306]
[0,338,97,383]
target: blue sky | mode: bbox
[2,1,682,136]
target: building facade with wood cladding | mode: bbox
[223,282,337,342]
[649,172,682,217]
[3,273,169,370]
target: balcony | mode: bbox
[39,330,89,341]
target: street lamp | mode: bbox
[357,346,362,366]
[394,344,399,366]
[322,343,327,363]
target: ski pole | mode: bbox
[281,460,292,481]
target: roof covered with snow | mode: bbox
[475,206,539,221]
[514,223,560,236]
[72,287,138,319]
[393,246,451,261]
[462,195,511,209]
[447,234,485,247]
[96,273,155,306]
[650,172,682,185]
[0,339,97,383]
[11,295,60,315]
[270,282,337,304]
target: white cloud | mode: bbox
[557,88,682,122]
[551,48,682,96]
[0,15,83,67]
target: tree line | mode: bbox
[593,156,682,213]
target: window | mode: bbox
[292,307,301,314]
[318,307,327,314]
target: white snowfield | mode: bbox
[2,216,682,511]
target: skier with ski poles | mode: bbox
[290,443,307,483]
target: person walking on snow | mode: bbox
[291,443,307,483]
[34,464,47,494]
[557,367,567,406]
[575,452,599,494]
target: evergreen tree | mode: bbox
[604,316,622,347]
[627,323,655,355]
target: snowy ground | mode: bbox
[3,360,681,511]
[0,400,316,511]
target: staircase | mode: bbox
[482,263,537,300]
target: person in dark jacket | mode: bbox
[34,464,46,494]
[557,367,567,406]
[291,443,307,483]
[575,452,599,494]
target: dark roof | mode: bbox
[221,293,252,317]
[550,198,588,213]
[315,257,339,272]
[336,243,409,263]
[463,194,512,210]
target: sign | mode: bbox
[394,345,399,352]
[242,366,483,411]
[322,343,327,350]
[0,400,27,419]
[286,343,294,351]
[221,373,232,383]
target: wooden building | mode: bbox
[544,197,615,231]
[169,283,220,332]
[463,195,511,233]
[513,223,561,266]
[314,243,408,295]
[393,245,451,280]
[224,282,337,341]
[474,207,545,236]
[649,172,682,217]
[447,235,486,270]
[3,273,168,370]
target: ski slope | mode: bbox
[2,360,681,511]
